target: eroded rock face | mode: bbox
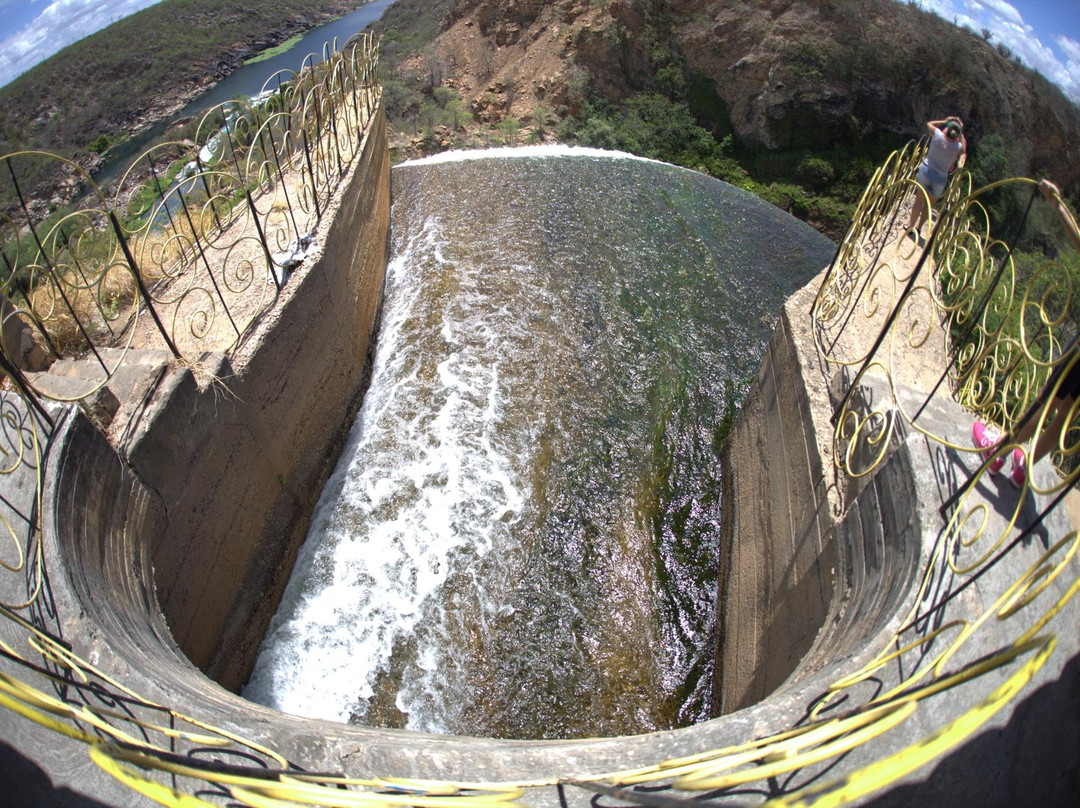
[420,0,1080,187]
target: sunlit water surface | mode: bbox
[243,146,835,739]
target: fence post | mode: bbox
[256,111,302,273]
[5,160,109,373]
[195,151,225,234]
[106,211,180,359]
[299,126,323,221]
[175,191,242,338]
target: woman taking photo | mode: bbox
[907,116,967,235]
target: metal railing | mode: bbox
[814,140,1080,509]
[0,31,380,406]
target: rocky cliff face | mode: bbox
[403,0,1080,189]
[667,0,1079,183]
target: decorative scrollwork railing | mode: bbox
[1,374,1075,808]
[815,139,1080,498]
[805,136,1080,798]
[0,31,379,406]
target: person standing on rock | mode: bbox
[907,116,967,236]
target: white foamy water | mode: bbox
[401,143,657,167]
[244,214,529,724]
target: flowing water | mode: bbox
[243,147,835,739]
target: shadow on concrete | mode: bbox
[0,739,113,808]
[865,652,1080,807]
[932,440,1051,549]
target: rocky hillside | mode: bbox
[0,0,361,191]
[3,0,1078,240]
[378,0,1080,202]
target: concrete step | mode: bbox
[24,349,173,428]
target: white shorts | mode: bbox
[916,162,948,199]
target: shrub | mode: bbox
[796,156,836,190]
[88,135,112,154]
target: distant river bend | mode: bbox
[94,0,399,185]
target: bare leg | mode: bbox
[1008,392,1077,466]
[908,192,928,232]
[1032,393,1077,465]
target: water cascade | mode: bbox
[244,147,835,739]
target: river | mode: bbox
[95,0,397,183]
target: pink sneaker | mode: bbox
[1010,449,1026,488]
[972,421,1005,474]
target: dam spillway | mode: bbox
[2,111,1079,806]
[243,147,836,738]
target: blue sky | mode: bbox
[918,0,1080,101]
[0,0,166,88]
[0,0,1078,102]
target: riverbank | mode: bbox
[0,0,375,216]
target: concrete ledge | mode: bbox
[111,109,392,691]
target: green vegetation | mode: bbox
[0,0,360,166]
[375,5,817,235]
[245,34,305,66]
[374,0,909,238]
[371,0,1079,242]
[557,93,901,237]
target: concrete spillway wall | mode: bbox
[715,279,921,715]
[55,108,392,694]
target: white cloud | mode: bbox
[918,0,1080,103]
[1052,34,1080,101]
[969,0,1024,27]
[0,0,165,89]
[1057,35,1080,64]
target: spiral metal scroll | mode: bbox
[1,363,1076,808]
[800,139,1080,800]
[0,150,149,402]
[0,32,380,380]
[815,141,1080,486]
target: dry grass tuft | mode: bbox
[25,263,139,353]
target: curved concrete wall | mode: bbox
[43,389,929,798]
[107,109,394,692]
[715,279,921,714]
